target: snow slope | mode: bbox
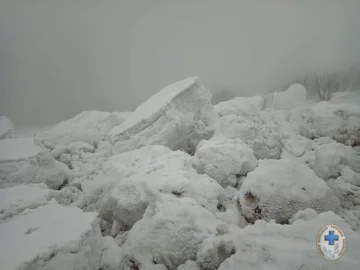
[0,116,15,139]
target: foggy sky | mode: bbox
[1,0,360,128]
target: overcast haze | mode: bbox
[1,0,360,128]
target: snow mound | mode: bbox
[85,146,225,228]
[215,115,283,159]
[38,110,130,147]
[214,96,264,123]
[0,204,100,270]
[119,192,220,269]
[311,142,360,180]
[108,77,217,155]
[263,83,308,110]
[300,100,360,146]
[0,139,72,189]
[239,159,340,223]
[0,116,15,139]
[192,138,258,187]
[0,184,50,221]
[216,211,360,270]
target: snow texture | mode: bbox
[0,204,99,270]
[38,110,130,147]
[239,159,340,223]
[0,116,15,139]
[108,77,217,155]
[192,138,257,187]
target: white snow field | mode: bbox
[0,78,360,269]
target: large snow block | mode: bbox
[0,204,101,270]
[108,77,217,155]
[263,83,308,110]
[300,100,360,146]
[38,110,131,147]
[0,116,15,139]
[239,159,340,224]
[0,138,72,189]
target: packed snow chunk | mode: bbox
[289,208,318,224]
[68,141,95,154]
[217,211,360,270]
[214,96,264,123]
[38,110,130,147]
[327,177,360,209]
[120,192,220,269]
[193,138,257,187]
[311,142,360,180]
[0,137,42,162]
[0,204,100,270]
[0,116,15,139]
[0,184,50,220]
[215,115,282,159]
[239,159,340,224]
[300,101,360,146]
[108,77,217,155]
[0,140,72,189]
[263,83,308,110]
[177,260,200,270]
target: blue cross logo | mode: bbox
[324,230,339,245]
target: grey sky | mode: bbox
[1,0,360,127]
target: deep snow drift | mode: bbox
[1,78,360,270]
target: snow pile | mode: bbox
[192,138,257,187]
[239,159,340,223]
[108,77,217,155]
[38,110,130,147]
[215,115,283,159]
[0,138,72,189]
[299,99,360,146]
[263,83,308,110]
[0,116,15,139]
[0,204,102,270]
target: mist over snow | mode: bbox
[1,1,360,270]
[1,0,360,127]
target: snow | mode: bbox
[38,110,130,147]
[192,138,258,187]
[0,204,99,270]
[0,137,42,162]
[0,116,15,139]
[108,77,217,155]
[239,159,340,223]
[1,77,360,270]
[263,83,308,110]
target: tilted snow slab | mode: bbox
[38,110,131,148]
[0,116,15,139]
[239,159,340,223]
[108,77,217,155]
[0,138,72,189]
[0,204,100,270]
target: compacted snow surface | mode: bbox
[0,77,359,270]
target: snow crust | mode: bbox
[108,77,217,155]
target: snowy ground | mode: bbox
[0,77,359,269]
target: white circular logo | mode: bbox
[317,224,346,261]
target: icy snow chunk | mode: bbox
[38,110,130,147]
[0,204,99,270]
[214,96,264,123]
[0,141,72,189]
[215,115,282,159]
[0,116,15,139]
[108,77,217,155]
[300,100,360,146]
[217,211,360,270]
[0,184,50,220]
[192,138,257,187]
[263,83,308,110]
[239,159,340,224]
[120,192,220,269]
[0,138,42,162]
[311,142,360,180]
